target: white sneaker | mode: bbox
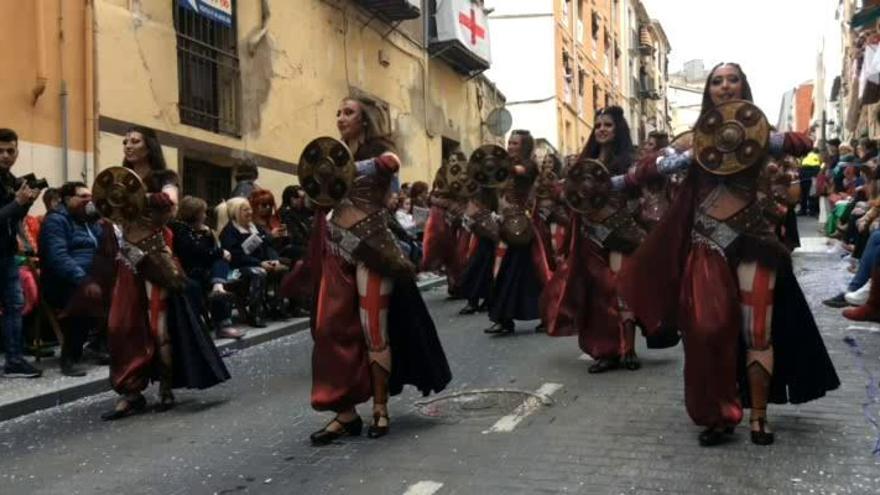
[845,281,872,306]
[826,241,846,256]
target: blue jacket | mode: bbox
[39,206,102,309]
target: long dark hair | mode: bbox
[344,96,398,160]
[510,129,535,162]
[122,125,167,171]
[580,106,634,175]
[543,153,563,175]
[699,62,754,118]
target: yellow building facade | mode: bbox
[0,0,94,194]
[3,0,504,210]
[556,0,625,155]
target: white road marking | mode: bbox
[483,382,563,434]
[403,481,444,495]
[847,325,880,333]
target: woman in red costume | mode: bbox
[532,153,570,271]
[616,63,839,446]
[100,126,230,420]
[484,130,551,334]
[302,97,451,445]
[542,107,646,372]
[421,152,469,297]
[634,131,674,230]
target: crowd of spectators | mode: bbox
[811,138,880,309]
[0,126,437,379]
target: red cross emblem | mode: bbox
[458,6,486,45]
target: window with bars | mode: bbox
[174,1,241,137]
[182,157,232,212]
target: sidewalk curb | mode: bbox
[0,277,447,422]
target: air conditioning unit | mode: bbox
[357,0,421,21]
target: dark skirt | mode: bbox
[167,293,232,390]
[489,242,542,322]
[457,236,495,305]
[108,262,230,395]
[388,278,453,397]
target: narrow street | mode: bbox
[1,223,879,495]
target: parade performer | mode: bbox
[634,131,675,231]
[99,126,230,421]
[532,153,570,270]
[456,159,500,316]
[541,107,646,372]
[484,130,551,334]
[421,151,469,297]
[616,63,839,446]
[296,97,451,446]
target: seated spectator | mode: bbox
[230,159,260,198]
[170,196,244,340]
[826,155,864,238]
[396,195,416,233]
[247,189,292,319]
[410,181,429,208]
[410,181,431,236]
[219,197,285,328]
[249,189,288,252]
[38,182,103,376]
[386,192,400,213]
[277,185,311,263]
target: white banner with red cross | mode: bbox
[434,0,491,64]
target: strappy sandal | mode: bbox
[156,389,176,413]
[367,412,390,439]
[101,394,147,421]
[588,357,620,374]
[310,416,363,446]
[750,417,774,445]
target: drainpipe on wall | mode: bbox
[84,0,95,183]
[58,0,68,182]
[32,0,48,104]
[421,2,433,178]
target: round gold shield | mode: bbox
[670,130,695,153]
[468,144,511,189]
[563,158,611,214]
[501,211,534,245]
[297,137,356,208]
[445,155,476,199]
[693,100,769,176]
[535,169,560,200]
[92,166,146,224]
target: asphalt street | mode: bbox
[2,235,880,494]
